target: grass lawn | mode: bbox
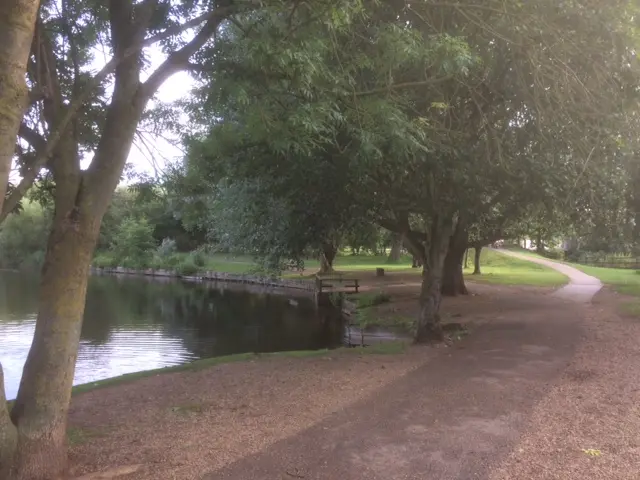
[203,253,418,276]
[570,264,640,297]
[205,250,568,288]
[202,254,255,273]
[568,263,640,319]
[464,248,568,287]
[497,249,640,297]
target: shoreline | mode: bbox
[91,266,316,291]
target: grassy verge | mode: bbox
[569,264,640,297]
[353,309,415,332]
[464,248,568,287]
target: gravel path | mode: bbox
[206,291,584,479]
[490,289,640,479]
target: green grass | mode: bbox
[465,248,568,287]
[508,249,640,297]
[570,264,640,297]
[352,291,392,308]
[331,254,415,272]
[94,252,419,276]
[353,309,415,332]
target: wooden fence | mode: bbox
[574,256,640,270]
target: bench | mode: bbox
[315,275,360,293]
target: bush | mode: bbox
[93,253,118,268]
[175,257,200,276]
[156,238,178,257]
[120,256,148,270]
[109,216,156,266]
[542,250,563,260]
[149,252,182,269]
[190,249,207,268]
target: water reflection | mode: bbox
[0,271,342,399]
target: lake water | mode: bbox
[0,271,343,400]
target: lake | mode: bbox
[0,271,343,400]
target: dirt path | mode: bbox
[204,255,639,479]
[68,254,640,479]
[208,292,584,479]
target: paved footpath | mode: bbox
[497,249,602,303]
[206,254,618,480]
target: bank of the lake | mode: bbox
[0,270,344,400]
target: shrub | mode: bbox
[150,252,182,269]
[542,250,563,260]
[175,257,200,276]
[156,238,178,257]
[120,256,148,270]
[190,250,207,268]
[93,253,118,268]
[109,216,155,266]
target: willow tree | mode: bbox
[181,0,638,341]
[0,0,366,478]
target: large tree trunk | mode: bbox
[4,86,145,479]
[415,217,452,343]
[441,221,468,296]
[0,3,43,468]
[473,246,483,275]
[535,230,545,254]
[0,0,41,215]
[1,365,17,479]
[319,243,337,274]
[387,233,403,263]
[9,213,98,479]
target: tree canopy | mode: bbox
[1,0,639,477]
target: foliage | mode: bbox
[157,238,178,258]
[108,217,156,268]
[0,203,50,270]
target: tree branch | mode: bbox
[139,5,237,101]
[18,123,47,153]
[354,76,454,97]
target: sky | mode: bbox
[10,22,200,186]
[122,58,195,181]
